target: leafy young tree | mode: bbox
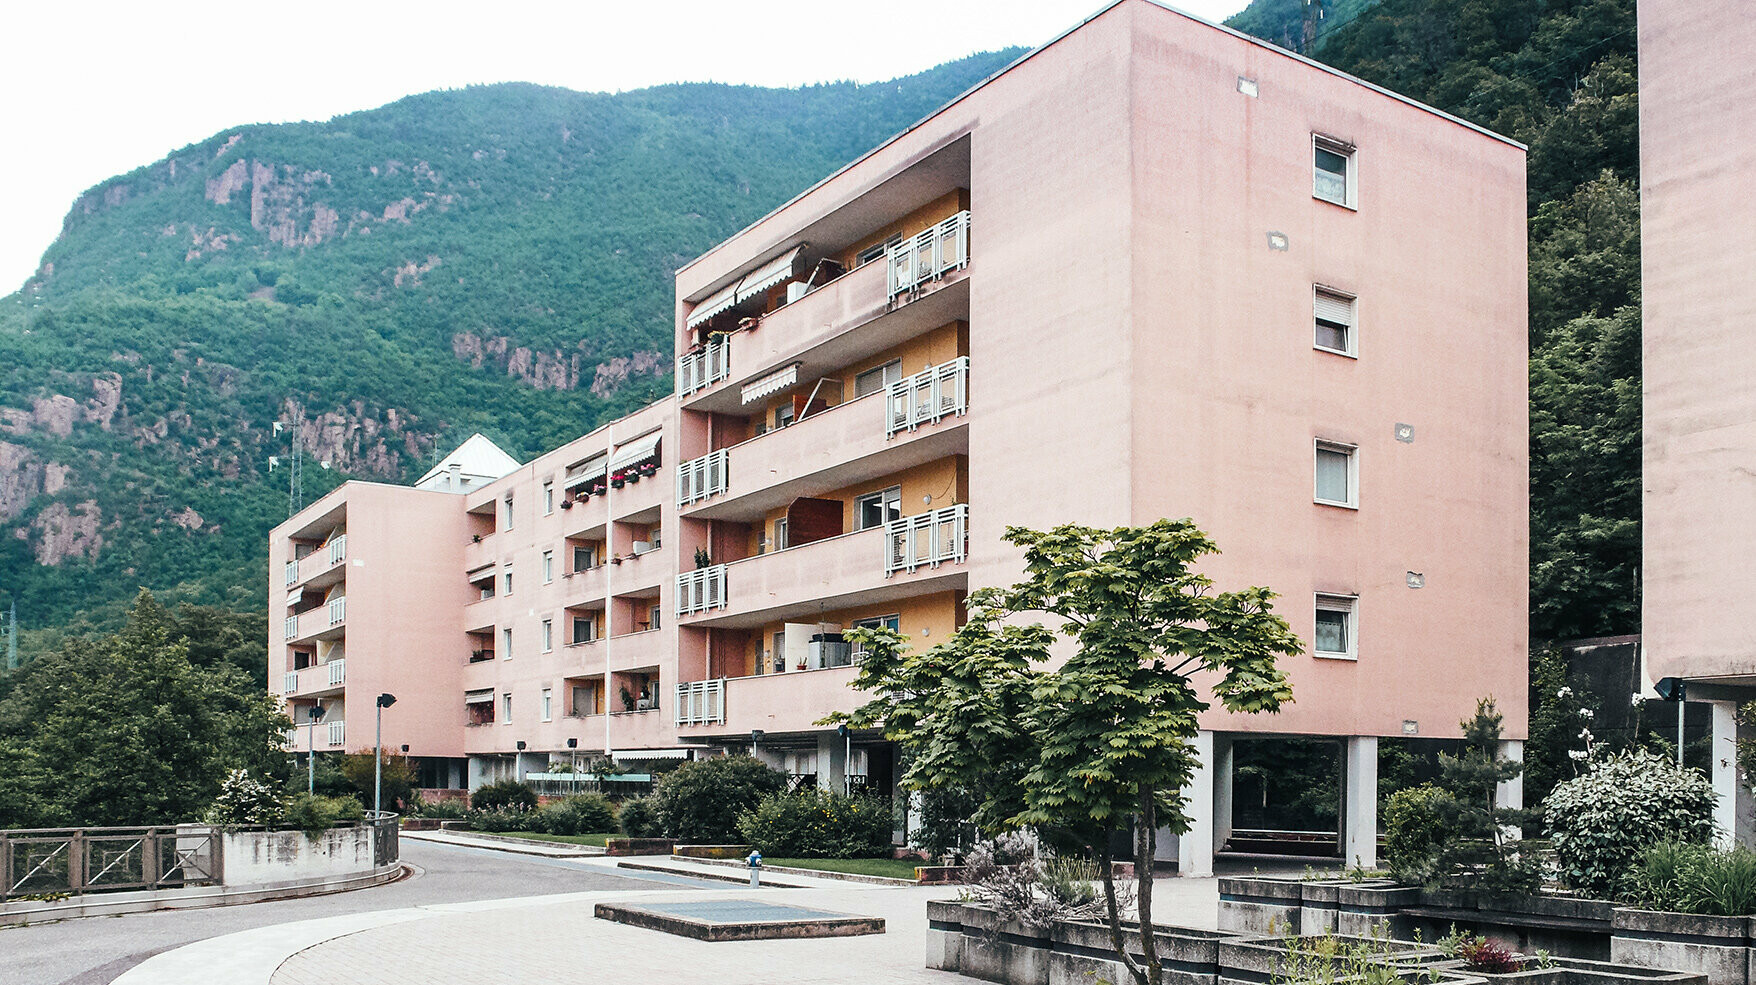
[1431,698,1541,893]
[338,749,418,810]
[839,520,1300,985]
[651,755,788,843]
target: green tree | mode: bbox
[838,520,1300,985]
[651,755,787,843]
[338,749,418,811]
[1431,698,1540,892]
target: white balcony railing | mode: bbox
[284,615,298,640]
[676,565,728,616]
[327,721,346,747]
[887,210,970,299]
[678,337,731,396]
[328,597,347,627]
[284,727,299,746]
[282,671,299,696]
[676,449,730,507]
[675,678,727,725]
[886,504,969,575]
[284,561,298,588]
[327,535,347,566]
[886,356,969,437]
[327,659,346,687]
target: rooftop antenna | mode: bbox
[272,419,303,517]
[1301,0,1327,53]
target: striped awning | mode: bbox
[684,246,804,329]
[740,362,800,405]
[563,453,608,490]
[464,689,495,705]
[611,748,695,761]
[608,432,662,472]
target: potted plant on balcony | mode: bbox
[694,548,712,570]
[638,462,658,477]
[611,471,627,488]
[619,686,636,712]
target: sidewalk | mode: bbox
[110,867,1220,985]
[400,828,604,857]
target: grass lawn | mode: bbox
[763,857,924,880]
[480,831,616,847]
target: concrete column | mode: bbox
[1342,736,1377,869]
[817,733,847,792]
[1495,739,1525,842]
[1711,701,1738,848]
[1213,734,1235,856]
[1178,730,1216,878]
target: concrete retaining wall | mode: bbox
[221,826,376,886]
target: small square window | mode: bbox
[855,486,902,531]
[1314,440,1358,508]
[572,615,596,644]
[1314,594,1358,660]
[1313,135,1356,208]
[1314,287,1357,357]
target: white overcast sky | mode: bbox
[0,0,1246,294]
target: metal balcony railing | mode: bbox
[886,356,969,437]
[327,721,346,747]
[886,210,970,299]
[328,597,347,627]
[675,565,727,616]
[674,679,727,725]
[678,337,731,396]
[282,671,299,695]
[885,504,970,575]
[327,535,347,566]
[284,616,298,641]
[284,561,298,588]
[676,449,729,507]
[327,659,345,687]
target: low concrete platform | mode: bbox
[593,898,886,941]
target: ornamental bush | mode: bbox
[617,796,663,838]
[283,793,364,836]
[1633,841,1756,916]
[1382,784,1445,885]
[470,779,538,811]
[205,768,284,826]
[465,805,537,832]
[533,794,615,835]
[1544,748,1716,897]
[651,756,787,843]
[736,790,893,858]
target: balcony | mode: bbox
[677,337,731,397]
[676,449,729,507]
[887,210,970,299]
[674,679,726,726]
[676,510,969,629]
[679,360,969,523]
[287,600,345,644]
[283,659,346,697]
[676,666,863,737]
[607,628,668,674]
[291,535,348,590]
[680,244,971,416]
[327,721,346,747]
[327,659,346,687]
[282,671,298,696]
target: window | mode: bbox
[501,627,513,661]
[856,235,901,267]
[650,526,662,549]
[852,614,901,658]
[572,615,596,644]
[774,517,789,551]
[775,402,795,429]
[1313,135,1356,208]
[502,692,513,723]
[503,494,514,530]
[541,688,553,722]
[1314,287,1357,356]
[855,359,903,398]
[856,486,902,531]
[573,544,595,571]
[541,618,553,653]
[1314,594,1358,659]
[503,571,514,595]
[1314,440,1358,508]
[648,604,662,632]
[772,631,787,675]
[542,482,554,516]
[542,551,554,583]
[571,683,598,716]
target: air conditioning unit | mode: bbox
[632,541,652,554]
[786,282,809,304]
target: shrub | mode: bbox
[466,805,538,832]
[1382,784,1444,884]
[1544,748,1717,896]
[1633,842,1756,915]
[206,769,284,826]
[283,793,364,836]
[736,790,893,858]
[471,779,538,811]
[337,750,417,809]
[651,756,786,843]
[411,798,466,820]
[618,796,662,838]
[533,794,616,835]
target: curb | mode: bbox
[402,830,605,857]
[614,860,806,888]
[677,855,920,887]
[0,862,406,927]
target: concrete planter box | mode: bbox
[674,844,752,859]
[1217,934,1444,985]
[1218,875,1305,935]
[927,899,969,972]
[606,837,675,856]
[1400,890,1619,960]
[1611,909,1751,985]
[1050,917,1234,985]
[926,901,1237,985]
[1431,955,1704,985]
[958,903,1056,985]
[918,865,967,885]
[1336,884,1423,938]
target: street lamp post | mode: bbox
[374,693,397,815]
[306,704,327,795]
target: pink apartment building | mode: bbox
[270,0,1528,874]
[1639,0,1755,844]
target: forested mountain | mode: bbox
[0,53,1022,649]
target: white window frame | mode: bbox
[855,485,902,531]
[503,570,514,596]
[1313,439,1359,509]
[542,481,554,516]
[541,618,553,653]
[648,604,662,632]
[1313,134,1357,209]
[503,493,514,530]
[572,614,596,645]
[851,614,901,658]
[542,550,554,584]
[854,359,902,399]
[502,692,513,723]
[1313,593,1359,660]
[774,517,789,551]
[501,627,513,661]
[1313,286,1358,358]
[541,688,553,722]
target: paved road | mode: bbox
[0,840,725,985]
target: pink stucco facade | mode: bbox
[270,2,1527,847]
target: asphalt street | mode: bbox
[0,839,725,985]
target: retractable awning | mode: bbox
[740,362,800,405]
[464,690,495,705]
[684,246,804,329]
[608,432,662,472]
[611,748,694,761]
[562,453,608,490]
